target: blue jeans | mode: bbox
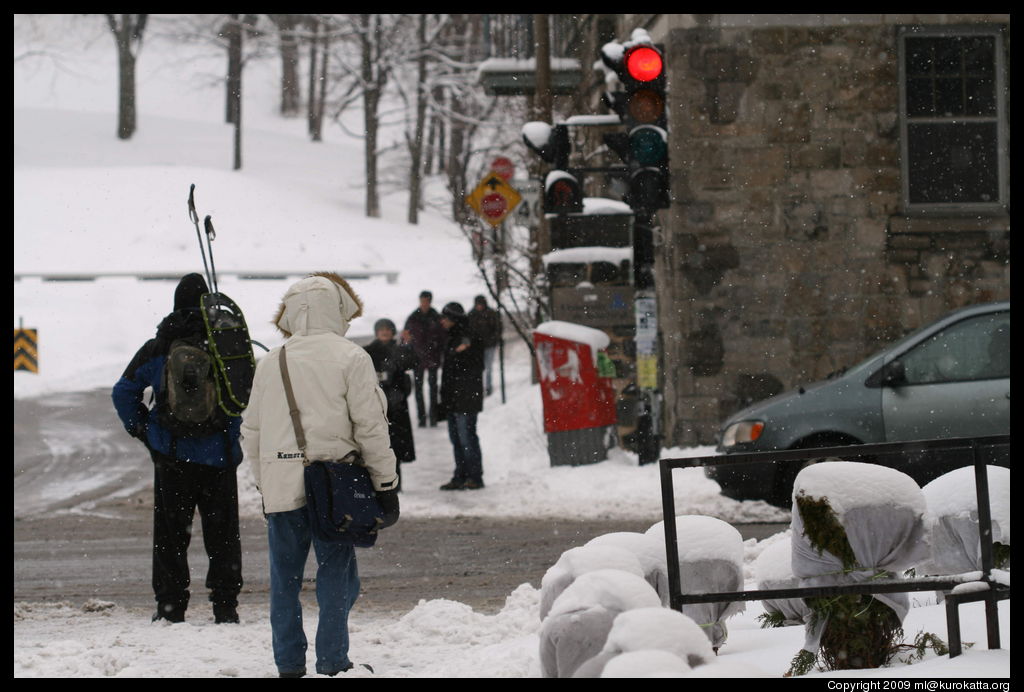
[267,508,360,676]
[482,347,496,395]
[447,412,483,484]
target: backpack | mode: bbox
[157,336,223,437]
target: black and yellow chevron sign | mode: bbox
[14,328,38,373]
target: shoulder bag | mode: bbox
[280,344,385,547]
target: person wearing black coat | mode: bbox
[467,294,502,398]
[437,302,486,491]
[402,290,446,427]
[111,273,243,625]
[364,318,418,490]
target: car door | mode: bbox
[882,310,1010,441]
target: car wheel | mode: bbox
[768,434,863,509]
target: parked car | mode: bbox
[709,301,1010,507]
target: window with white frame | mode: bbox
[898,26,1008,213]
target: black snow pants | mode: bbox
[151,451,243,617]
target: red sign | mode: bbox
[490,156,515,181]
[481,192,508,219]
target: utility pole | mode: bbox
[531,14,553,298]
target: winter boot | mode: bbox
[152,604,185,623]
[213,604,239,624]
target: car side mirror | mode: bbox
[867,360,907,388]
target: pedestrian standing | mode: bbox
[112,273,243,625]
[437,301,486,491]
[364,318,418,490]
[241,273,399,678]
[402,290,446,427]
[467,294,502,398]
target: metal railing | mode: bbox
[658,435,1010,658]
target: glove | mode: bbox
[376,488,400,529]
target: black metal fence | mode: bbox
[658,435,1010,658]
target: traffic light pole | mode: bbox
[633,212,662,465]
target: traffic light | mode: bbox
[601,37,670,214]
[544,170,583,215]
[522,122,570,170]
[523,122,582,214]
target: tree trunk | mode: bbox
[105,14,147,140]
[116,47,136,140]
[274,15,301,116]
[315,26,329,142]
[407,15,429,225]
[361,14,382,218]
[225,16,242,125]
[307,18,320,138]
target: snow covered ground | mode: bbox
[14,15,1009,678]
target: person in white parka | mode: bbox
[242,272,399,678]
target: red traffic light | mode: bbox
[544,170,583,214]
[626,46,663,82]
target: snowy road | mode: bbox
[14,389,150,519]
[13,388,785,615]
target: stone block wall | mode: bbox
[658,18,1011,446]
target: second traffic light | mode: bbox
[523,121,583,214]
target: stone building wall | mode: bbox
[657,17,1011,446]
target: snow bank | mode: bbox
[546,569,660,620]
[646,514,744,568]
[539,545,644,620]
[601,607,714,666]
[600,650,691,678]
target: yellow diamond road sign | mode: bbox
[466,171,522,227]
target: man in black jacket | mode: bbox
[437,302,485,491]
[112,273,243,624]
[402,291,446,427]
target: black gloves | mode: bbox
[376,488,400,529]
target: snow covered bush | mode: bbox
[584,531,670,606]
[538,569,661,678]
[752,534,812,628]
[789,462,930,675]
[572,607,715,677]
[538,544,645,621]
[599,650,691,678]
[921,465,1011,576]
[645,515,745,651]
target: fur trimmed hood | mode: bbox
[274,272,364,338]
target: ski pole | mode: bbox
[203,215,219,294]
[187,184,213,289]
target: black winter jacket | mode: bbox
[439,321,484,415]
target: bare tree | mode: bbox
[104,14,147,140]
[406,14,430,224]
[306,15,330,140]
[267,14,303,116]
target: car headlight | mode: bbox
[721,420,765,447]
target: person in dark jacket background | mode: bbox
[467,294,502,398]
[364,318,418,490]
[112,273,243,625]
[401,290,446,427]
[437,301,486,491]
